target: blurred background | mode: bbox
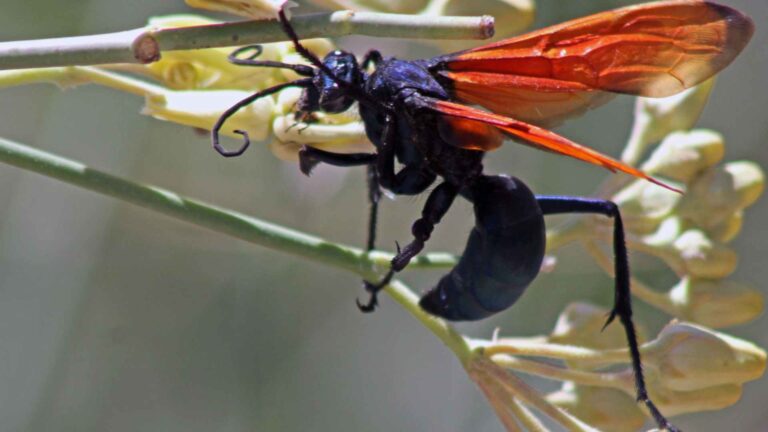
[0,0,766,431]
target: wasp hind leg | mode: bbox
[536,195,678,432]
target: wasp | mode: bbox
[211,2,753,430]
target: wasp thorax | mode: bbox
[316,50,362,113]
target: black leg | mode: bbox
[298,145,376,176]
[358,181,460,312]
[376,115,436,195]
[536,195,678,432]
[361,50,383,69]
[366,164,381,251]
[212,78,312,157]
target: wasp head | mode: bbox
[314,50,362,113]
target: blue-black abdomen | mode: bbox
[420,175,546,321]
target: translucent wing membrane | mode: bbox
[437,0,753,127]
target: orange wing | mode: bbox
[436,0,753,127]
[428,98,681,192]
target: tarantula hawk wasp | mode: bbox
[211,2,753,430]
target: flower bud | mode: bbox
[641,129,724,182]
[621,79,715,164]
[549,302,645,351]
[547,382,646,432]
[143,89,274,141]
[270,87,369,159]
[643,322,766,392]
[708,211,743,243]
[144,15,287,90]
[668,277,763,328]
[649,379,742,417]
[612,180,682,234]
[641,216,683,249]
[678,162,765,232]
[270,113,369,161]
[671,229,737,279]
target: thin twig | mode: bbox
[0,11,494,70]
[0,136,455,275]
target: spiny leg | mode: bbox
[536,195,678,432]
[295,145,384,297]
[358,181,459,312]
[212,79,312,157]
[366,164,381,251]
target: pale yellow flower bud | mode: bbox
[270,114,369,161]
[678,162,765,233]
[668,277,763,328]
[143,15,289,90]
[671,229,737,279]
[269,88,370,160]
[649,379,742,416]
[547,382,646,432]
[143,89,274,141]
[549,302,645,351]
[644,322,766,392]
[641,130,724,183]
[612,180,681,234]
[708,211,743,243]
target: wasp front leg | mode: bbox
[359,180,459,312]
[296,145,381,252]
[297,145,376,176]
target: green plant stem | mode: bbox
[0,136,472,353]
[0,136,457,275]
[387,281,472,361]
[0,11,493,70]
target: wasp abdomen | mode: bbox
[419,175,546,321]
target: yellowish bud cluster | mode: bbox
[582,78,766,330]
[520,306,766,427]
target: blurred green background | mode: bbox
[0,0,766,431]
